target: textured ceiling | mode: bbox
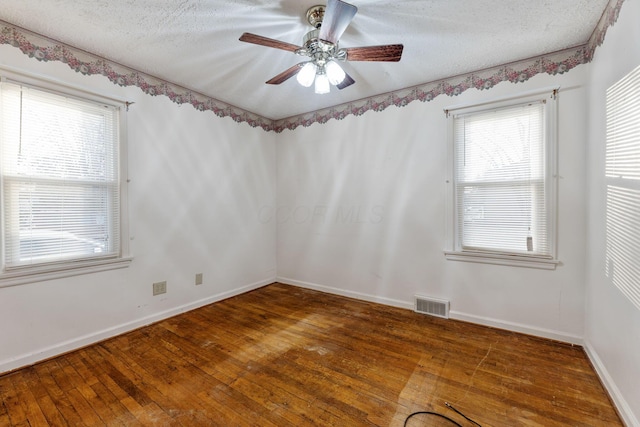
[1,0,611,121]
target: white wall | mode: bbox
[0,46,277,373]
[585,0,640,424]
[2,5,638,422]
[277,68,589,344]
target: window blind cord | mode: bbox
[403,401,482,426]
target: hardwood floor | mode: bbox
[0,283,622,426]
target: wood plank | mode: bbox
[0,283,623,426]
[0,382,11,427]
[33,363,85,426]
[19,367,67,426]
[89,381,137,426]
[152,341,282,427]
[1,373,29,425]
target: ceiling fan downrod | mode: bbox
[297,5,346,64]
[306,5,325,28]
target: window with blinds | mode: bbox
[605,65,640,311]
[445,91,557,268]
[0,80,121,270]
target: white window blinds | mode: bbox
[0,81,121,269]
[605,65,640,311]
[453,101,551,257]
[606,66,640,180]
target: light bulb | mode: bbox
[326,61,346,85]
[314,73,330,94]
[296,62,317,87]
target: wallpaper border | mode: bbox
[0,0,625,133]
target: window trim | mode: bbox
[444,87,559,269]
[0,67,132,287]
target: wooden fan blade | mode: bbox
[318,0,357,45]
[345,44,404,62]
[239,33,300,53]
[266,63,303,85]
[337,72,355,90]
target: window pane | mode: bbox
[1,81,120,268]
[605,65,640,311]
[606,67,640,180]
[453,101,549,256]
[455,105,544,183]
[458,181,546,253]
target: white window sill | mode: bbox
[444,251,559,270]
[0,257,133,288]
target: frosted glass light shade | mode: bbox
[326,61,346,85]
[296,63,317,87]
[314,73,330,94]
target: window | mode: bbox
[444,90,558,269]
[0,74,130,286]
[605,65,640,311]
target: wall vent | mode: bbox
[415,295,449,319]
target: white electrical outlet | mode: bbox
[153,281,167,296]
[195,273,203,285]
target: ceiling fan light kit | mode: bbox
[326,61,346,85]
[239,0,403,95]
[314,72,331,94]
[297,62,317,87]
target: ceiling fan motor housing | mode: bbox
[299,29,345,66]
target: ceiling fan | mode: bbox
[239,0,403,94]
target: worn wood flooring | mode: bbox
[0,283,622,426]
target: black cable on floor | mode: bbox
[403,411,463,426]
[403,402,482,427]
[445,402,482,427]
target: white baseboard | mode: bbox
[7,276,635,425]
[278,278,640,423]
[449,311,584,345]
[584,341,639,427]
[0,277,275,375]
[277,276,583,346]
[276,276,414,310]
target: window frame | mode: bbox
[444,88,559,270]
[0,68,131,287]
[604,65,640,310]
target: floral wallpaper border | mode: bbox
[0,0,625,133]
[273,45,588,132]
[586,0,625,58]
[0,21,273,131]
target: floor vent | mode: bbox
[415,295,449,319]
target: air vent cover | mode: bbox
[415,295,449,319]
